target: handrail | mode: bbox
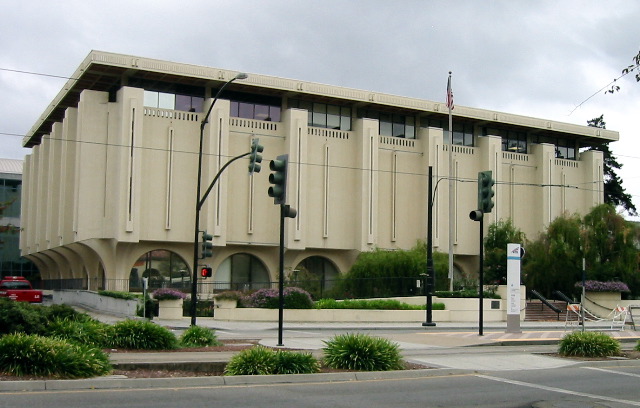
[530,289,562,313]
[551,290,575,304]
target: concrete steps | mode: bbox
[525,300,573,321]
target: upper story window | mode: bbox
[361,110,415,139]
[533,135,576,160]
[228,91,281,122]
[500,130,527,154]
[425,119,473,146]
[144,91,204,112]
[290,100,352,131]
[230,101,281,121]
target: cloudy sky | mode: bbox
[1,0,639,218]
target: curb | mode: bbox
[0,368,471,393]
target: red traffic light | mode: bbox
[200,267,212,278]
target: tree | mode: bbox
[582,204,640,295]
[586,115,636,216]
[483,219,526,285]
[607,50,640,94]
[523,205,640,298]
[522,214,583,298]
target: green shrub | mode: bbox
[224,346,320,375]
[558,331,621,357]
[315,298,444,310]
[224,346,277,375]
[0,299,49,335]
[180,325,222,348]
[435,290,501,299]
[46,303,93,322]
[323,333,403,371]
[635,340,640,352]
[274,350,320,374]
[111,319,178,350]
[48,318,115,348]
[182,299,214,317]
[98,290,140,301]
[242,287,314,309]
[0,333,111,378]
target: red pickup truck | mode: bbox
[0,276,43,303]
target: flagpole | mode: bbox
[447,71,454,291]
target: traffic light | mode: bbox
[248,138,263,174]
[268,154,288,205]
[477,170,495,214]
[200,230,213,259]
[200,266,212,278]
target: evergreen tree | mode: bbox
[586,115,636,216]
[483,219,526,285]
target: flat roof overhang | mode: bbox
[24,50,619,148]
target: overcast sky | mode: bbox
[1,0,639,219]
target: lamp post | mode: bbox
[190,72,248,326]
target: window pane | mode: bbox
[392,122,405,137]
[158,92,175,110]
[340,115,351,131]
[380,121,392,136]
[453,131,464,145]
[327,105,340,129]
[405,117,415,139]
[144,91,159,108]
[517,140,527,153]
[464,132,473,146]
[254,104,270,121]
[175,94,191,112]
[238,102,254,119]
[312,103,327,127]
[192,97,204,112]
[269,106,281,122]
[230,101,239,117]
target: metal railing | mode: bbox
[39,276,426,300]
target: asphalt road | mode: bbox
[2,362,639,408]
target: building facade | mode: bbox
[0,159,39,279]
[20,51,615,293]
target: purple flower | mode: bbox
[575,280,630,292]
[152,288,187,300]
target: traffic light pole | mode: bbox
[423,166,436,327]
[277,203,286,346]
[478,215,484,336]
[189,73,247,327]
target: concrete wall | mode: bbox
[52,290,139,317]
[214,296,514,323]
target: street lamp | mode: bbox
[190,72,248,326]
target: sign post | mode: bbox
[506,243,523,333]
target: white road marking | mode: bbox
[478,374,640,406]
[584,366,640,378]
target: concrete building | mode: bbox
[20,50,616,293]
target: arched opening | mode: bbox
[215,253,269,291]
[292,256,339,300]
[129,250,190,292]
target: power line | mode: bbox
[568,63,639,116]
[0,67,77,81]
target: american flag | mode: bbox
[446,74,454,110]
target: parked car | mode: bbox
[0,276,43,303]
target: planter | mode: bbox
[585,291,622,303]
[214,298,238,309]
[158,299,184,319]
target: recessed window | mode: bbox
[230,101,281,121]
[361,110,416,139]
[144,91,203,112]
[427,119,473,146]
[532,134,576,160]
[291,100,352,131]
